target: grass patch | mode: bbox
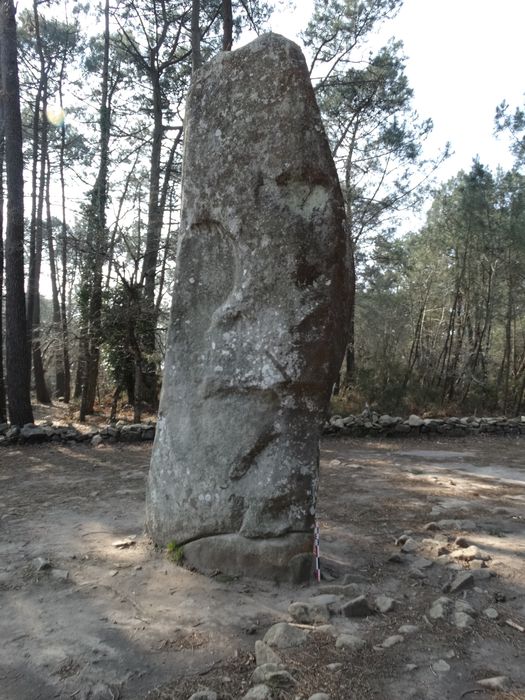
[166,540,184,565]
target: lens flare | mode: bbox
[46,105,65,127]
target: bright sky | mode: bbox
[268,0,525,178]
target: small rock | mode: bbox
[437,519,476,531]
[401,538,418,553]
[242,686,272,700]
[91,434,103,447]
[447,572,474,593]
[112,537,137,549]
[468,559,487,569]
[409,568,427,580]
[51,569,69,581]
[395,534,410,546]
[398,624,419,635]
[432,660,450,673]
[483,607,499,619]
[263,623,307,649]
[381,634,404,648]
[450,545,490,562]
[405,664,418,671]
[454,536,470,547]
[423,522,440,531]
[251,664,296,688]
[455,600,476,615]
[453,611,475,629]
[413,557,434,569]
[341,595,374,618]
[388,553,403,563]
[471,568,494,582]
[308,695,331,700]
[429,597,452,620]
[335,633,365,650]
[375,595,395,613]
[288,601,330,624]
[407,414,424,427]
[188,692,218,700]
[255,640,282,666]
[326,663,342,672]
[477,676,510,690]
[33,557,52,571]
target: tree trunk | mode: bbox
[27,0,50,404]
[79,0,111,420]
[46,154,65,398]
[222,0,233,50]
[0,75,7,423]
[0,0,34,426]
[191,0,202,72]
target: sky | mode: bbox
[267,0,525,190]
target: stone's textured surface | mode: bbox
[381,635,404,648]
[432,660,451,673]
[375,595,396,613]
[309,694,331,700]
[341,595,375,618]
[255,640,282,667]
[182,533,313,582]
[447,572,475,593]
[188,692,218,700]
[33,557,52,571]
[263,623,308,649]
[335,634,365,650]
[450,545,489,561]
[477,676,510,690]
[145,33,348,580]
[252,664,296,688]
[242,687,271,700]
[289,601,330,624]
[429,597,452,620]
[453,611,475,629]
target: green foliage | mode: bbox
[166,540,184,565]
[353,161,525,415]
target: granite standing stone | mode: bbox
[146,33,349,581]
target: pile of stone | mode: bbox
[2,411,523,447]
[325,412,525,437]
[0,421,155,446]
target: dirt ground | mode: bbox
[1,427,524,700]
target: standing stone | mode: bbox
[146,34,349,581]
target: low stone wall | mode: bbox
[0,421,155,446]
[1,412,524,446]
[324,413,525,438]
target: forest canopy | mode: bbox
[0,0,524,425]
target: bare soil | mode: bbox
[1,424,524,699]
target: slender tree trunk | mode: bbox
[27,0,50,404]
[58,124,71,401]
[0,75,7,422]
[137,69,165,409]
[1,0,34,426]
[222,0,233,50]
[191,0,202,72]
[46,155,65,397]
[79,0,111,420]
